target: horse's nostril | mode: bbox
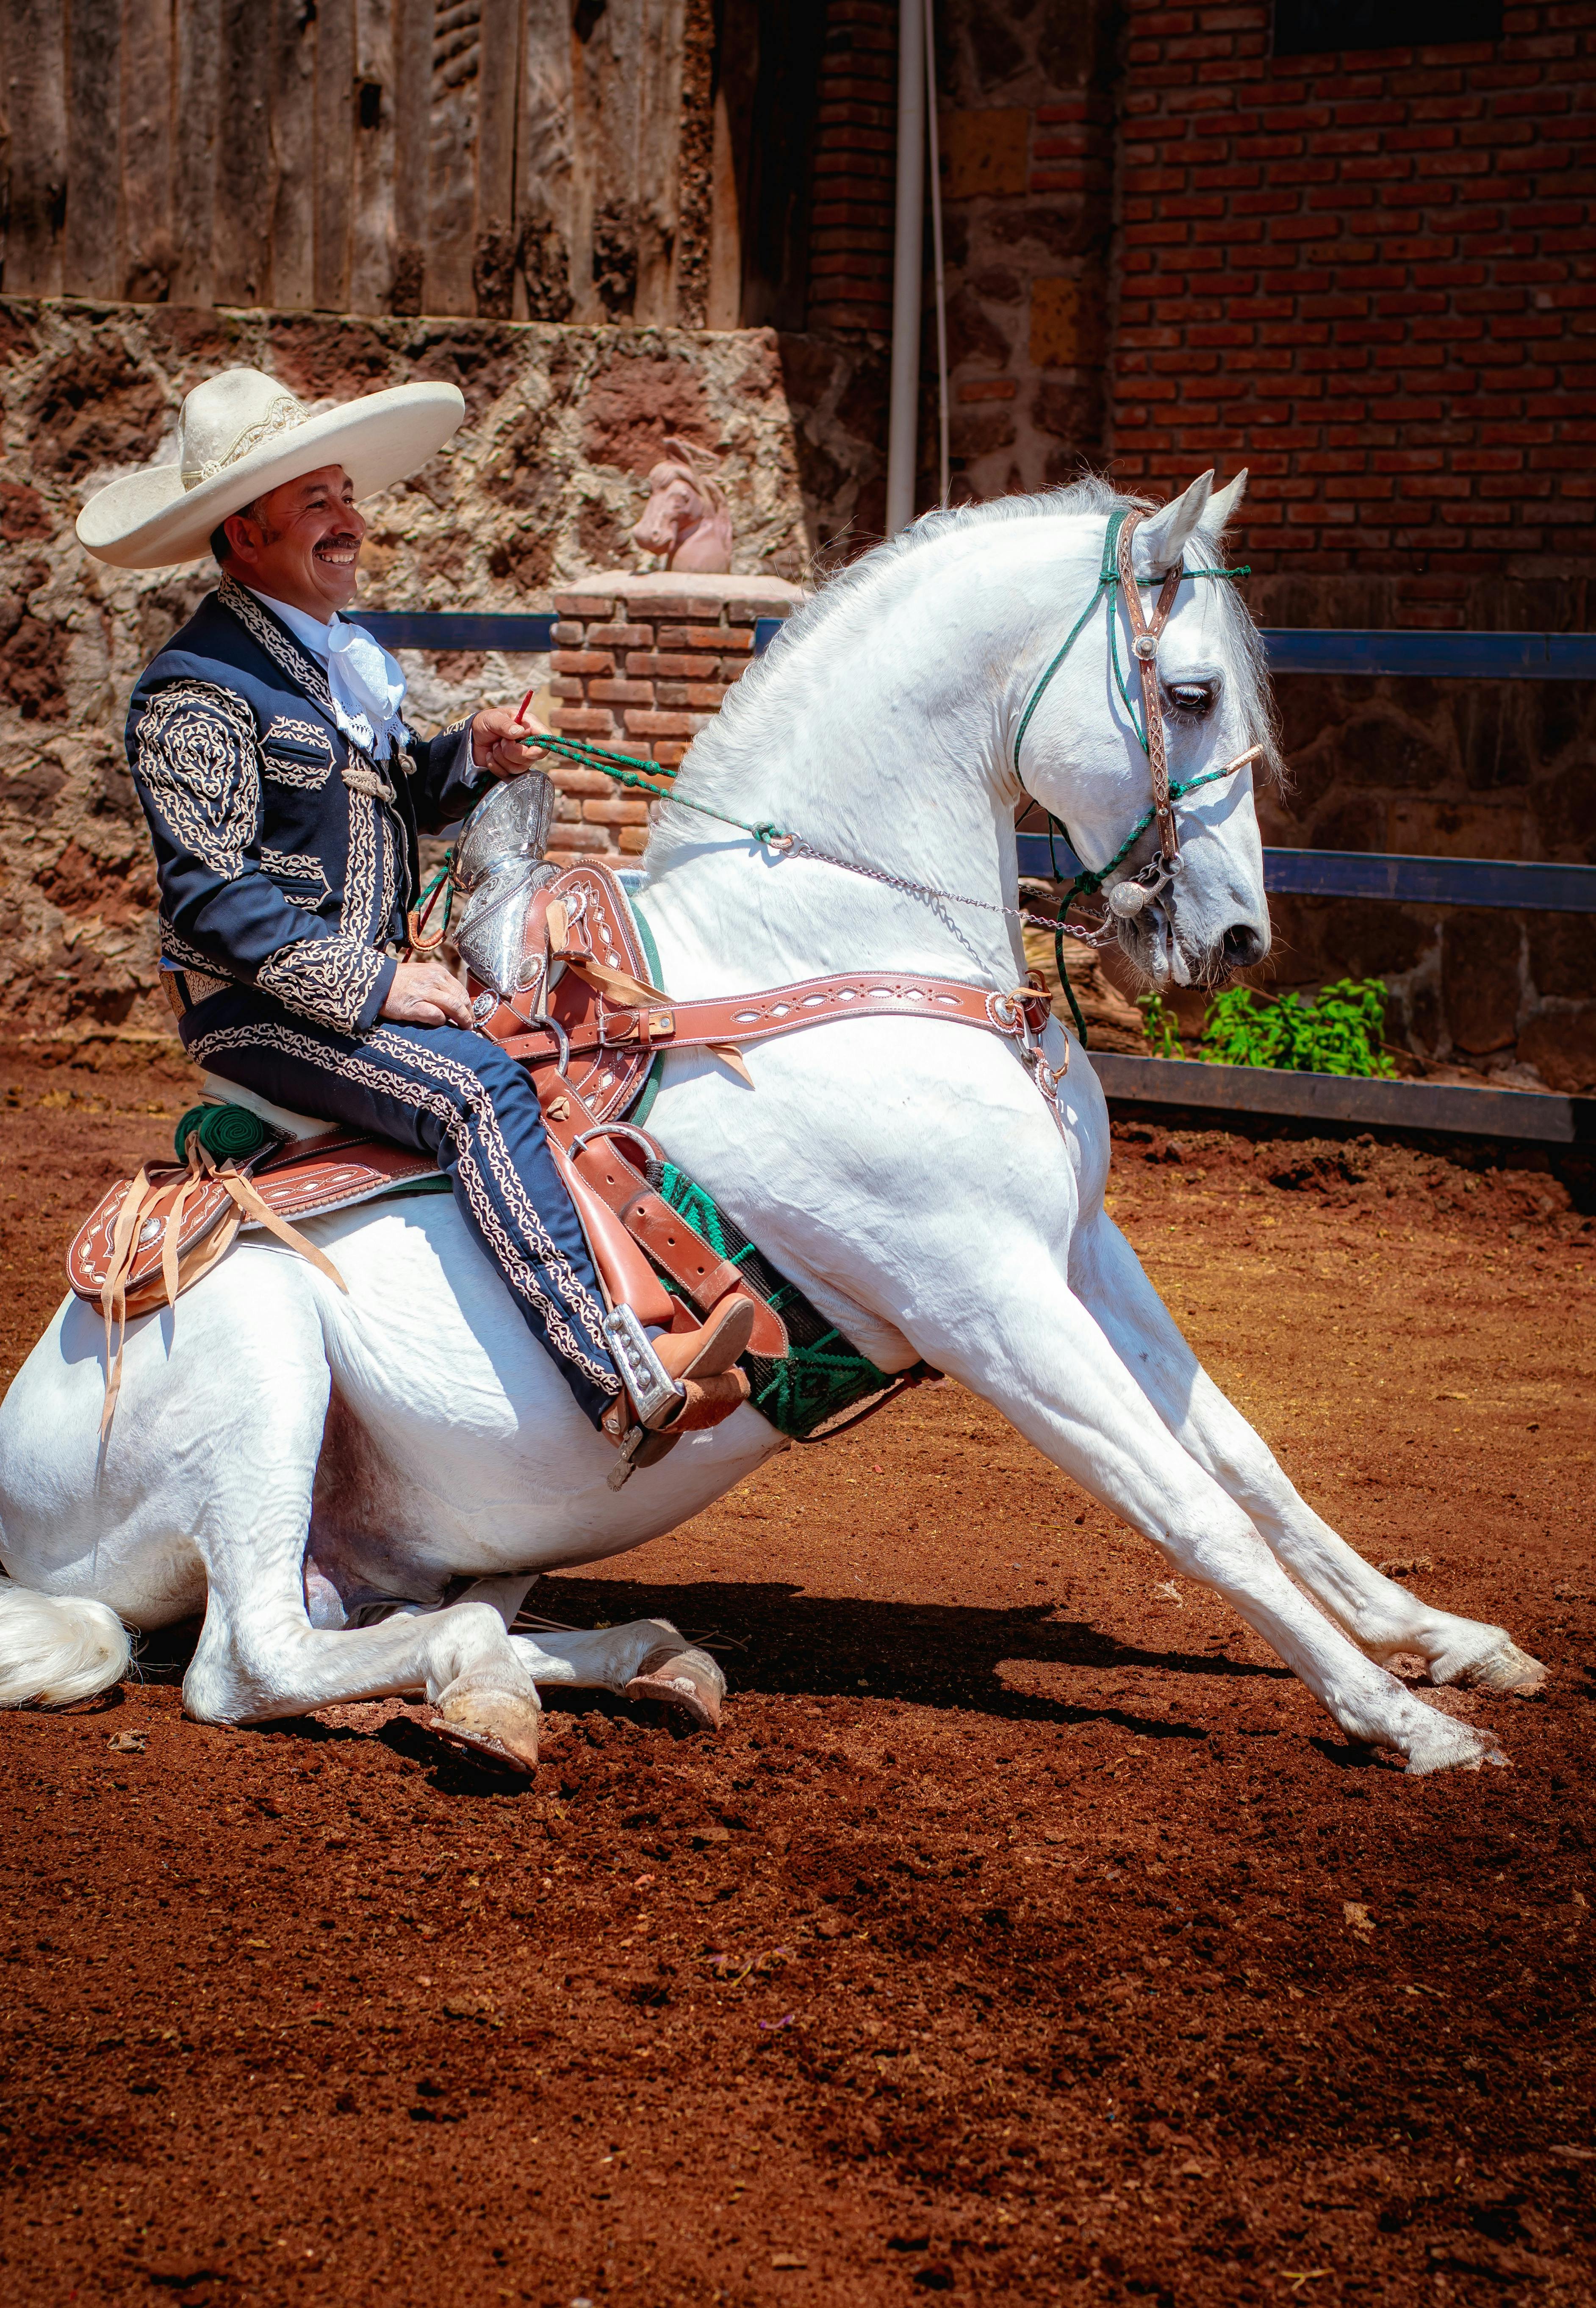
[1222,924,1266,969]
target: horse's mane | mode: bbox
[660,475,1283,841]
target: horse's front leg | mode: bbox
[925,1261,1504,1773]
[1068,1211,1546,1698]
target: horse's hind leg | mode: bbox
[182,1325,546,1769]
[510,1620,726,1729]
[386,1583,725,1732]
[1070,1213,1546,1698]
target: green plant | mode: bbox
[1139,989,1183,1059]
[1198,976,1396,1077]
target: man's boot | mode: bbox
[601,1295,755,1485]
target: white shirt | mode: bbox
[247,587,409,759]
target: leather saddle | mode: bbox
[67,859,789,1366]
[67,1126,440,1319]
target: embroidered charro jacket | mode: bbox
[127,577,488,1035]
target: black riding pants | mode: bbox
[180,986,621,1429]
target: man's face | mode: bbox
[222,465,365,619]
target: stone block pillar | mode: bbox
[543,571,805,867]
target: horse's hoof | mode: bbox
[626,1643,726,1732]
[1432,1635,1549,1699]
[1403,1711,1509,1778]
[429,1685,541,1773]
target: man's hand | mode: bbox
[381,960,476,1030]
[471,704,546,779]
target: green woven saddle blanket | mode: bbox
[643,1160,924,1441]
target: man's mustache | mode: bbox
[315,531,363,551]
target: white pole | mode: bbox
[923,0,949,506]
[885,0,925,539]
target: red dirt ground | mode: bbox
[1,1057,1593,2308]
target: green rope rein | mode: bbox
[419,517,1250,1053]
[1010,507,1251,1044]
[413,726,789,941]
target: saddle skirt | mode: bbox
[67,1130,442,1316]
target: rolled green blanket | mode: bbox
[174,1102,272,1164]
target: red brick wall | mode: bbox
[1111,0,1596,624]
[807,2,898,335]
[543,578,801,867]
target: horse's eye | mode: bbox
[1168,681,1216,717]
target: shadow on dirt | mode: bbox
[125,1579,1298,1764]
[529,1575,1292,1731]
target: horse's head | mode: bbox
[631,437,734,574]
[1018,470,1278,990]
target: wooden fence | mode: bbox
[0,0,712,324]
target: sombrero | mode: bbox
[76,366,467,570]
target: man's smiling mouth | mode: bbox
[315,536,361,565]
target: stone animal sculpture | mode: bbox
[0,472,1545,1776]
[630,436,733,574]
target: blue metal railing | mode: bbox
[356,611,1596,681]
[354,610,1593,914]
[1014,838,1596,914]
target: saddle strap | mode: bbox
[527,1056,790,1360]
[497,971,1055,1069]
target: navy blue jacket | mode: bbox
[127,577,488,1035]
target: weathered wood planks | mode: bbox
[4,1,708,323]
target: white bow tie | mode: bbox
[326,620,408,756]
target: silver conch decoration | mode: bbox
[452,770,559,999]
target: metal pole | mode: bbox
[885,0,925,538]
[923,0,949,506]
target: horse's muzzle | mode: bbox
[1220,922,1268,971]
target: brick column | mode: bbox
[543,571,804,867]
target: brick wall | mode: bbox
[807,2,899,335]
[1111,0,1596,622]
[1099,1,1596,1092]
[541,574,803,867]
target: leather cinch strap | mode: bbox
[498,971,1053,1071]
[500,966,1058,1365]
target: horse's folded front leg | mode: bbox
[930,1281,1507,1776]
[190,1565,546,1772]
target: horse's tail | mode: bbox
[0,1580,132,1708]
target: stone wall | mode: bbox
[931,0,1120,503]
[0,298,884,1049]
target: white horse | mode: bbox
[0,472,1544,1774]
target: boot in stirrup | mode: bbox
[601,1297,755,1487]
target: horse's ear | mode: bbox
[665,433,727,512]
[1204,467,1248,537]
[1133,471,1214,575]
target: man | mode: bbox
[76,366,750,1449]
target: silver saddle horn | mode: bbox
[452,770,560,1000]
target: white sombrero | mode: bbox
[76,366,467,569]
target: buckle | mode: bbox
[598,1008,674,1049]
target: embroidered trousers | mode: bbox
[180,988,621,1427]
